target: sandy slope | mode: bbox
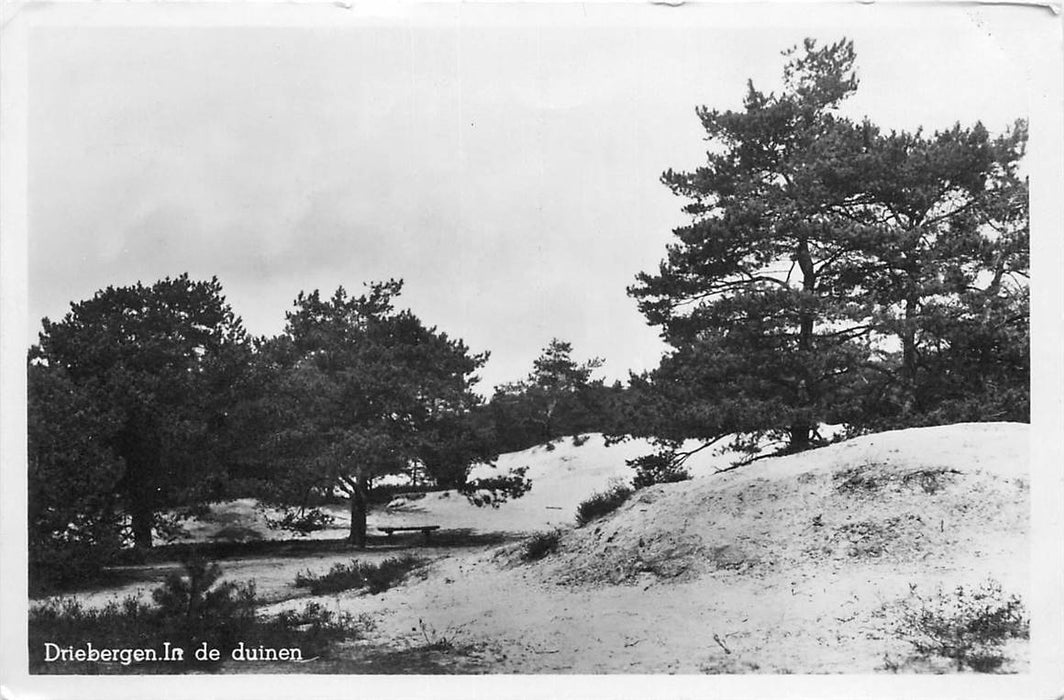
[259,422,1030,673]
[182,430,811,539]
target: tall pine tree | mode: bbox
[29,275,250,550]
[630,39,872,454]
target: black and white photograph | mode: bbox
[1,2,1061,698]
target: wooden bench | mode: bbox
[378,525,441,543]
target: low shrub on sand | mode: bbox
[522,530,563,562]
[294,555,423,595]
[576,482,633,526]
[894,578,1029,672]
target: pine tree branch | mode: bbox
[672,434,730,468]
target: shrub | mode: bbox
[628,452,691,489]
[522,530,562,562]
[364,555,423,594]
[575,482,633,526]
[263,507,335,535]
[257,601,367,657]
[150,556,258,653]
[459,467,532,508]
[895,579,1029,672]
[294,555,422,595]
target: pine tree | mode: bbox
[490,339,606,449]
[630,39,872,453]
[253,280,493,548]
[30,275,250,550]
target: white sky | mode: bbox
[27,5,1035,395]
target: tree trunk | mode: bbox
[131,507,154,550]
[789,237,817,452]
[899,294,920,416]
[900,331,918,416]
[349,478,369,549]
[119,415,160,550]
[788,423,811,452]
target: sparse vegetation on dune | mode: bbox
[575,482,634,527]
[521,530,563,562]
[294,555,424,595]
[891,579,1029,672]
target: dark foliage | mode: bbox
[28,274,250,583]
[628,452,692,490]
[293,555,423,595]
[486,339,625,454]
[575,483,634,526]
[234,280,500,547]
[522,530,563,562]
[263,507,335,535]
[896,579,1029,672]
[458,466,532,507]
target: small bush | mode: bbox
[294,555,422,595]
[895,579,1029,672]
[264,507,335,535]
[151,556,258,653]
[522,530,562,562]
[576,482,633,526]
[629,452,691,489]
[258,601,368,657]
[460,467,532,508]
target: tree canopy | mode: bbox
[29,275,250,553]
[488,339,617,452]
[245,280,495,547]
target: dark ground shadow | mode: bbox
[44,530,520,596]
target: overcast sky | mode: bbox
[27,5,1034,394]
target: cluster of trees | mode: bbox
[482,338,624,454]
[622,38,1028,474]
[28,38,1028,589]
[27,276,617,587]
